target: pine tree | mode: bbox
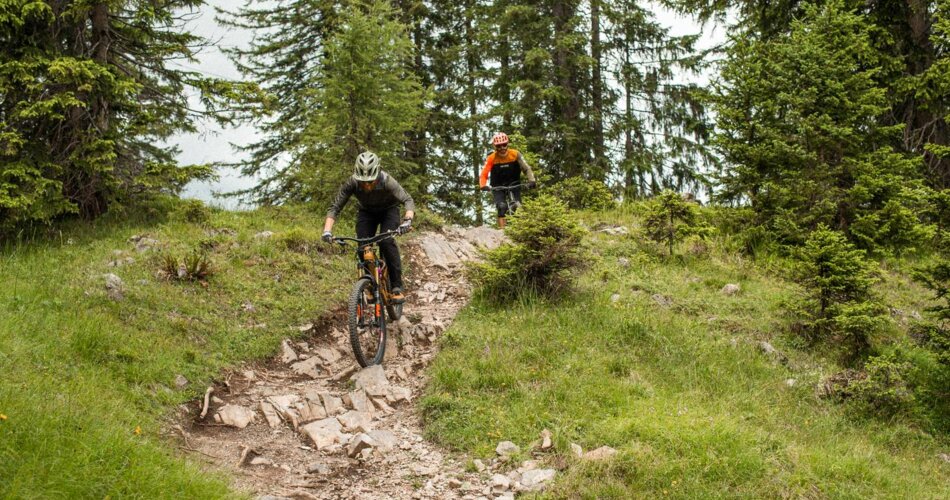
[217,0,342,205]
[0,1,230,230]
[220,0,422,206]
[292,0,424,204]
[713,0,932,251]
[796,225,886,354]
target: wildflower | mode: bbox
[134,426,142,435]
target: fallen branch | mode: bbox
[199,386,214,419]
[237,444,254,467]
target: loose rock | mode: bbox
[343,389,375,415]
[491,474,511,492]
[521,469,556,491]
[721,283,741,295]
[496,441,520,457]
[583,446,618,461]
[280,340,298,363]
[300,417,348,450]
[651,294,673,308]
[291,357,325,379]
[103,273,124,301]
[367,430,400,451]
[570,443,583,458]
[307,462,331,475]
[337,410,374,433]
[758,341,788,364]
[321,393,346,416]
[174,374,188,388]
[540,429,553,450]
[213,404,256,428]
[353,365,390,396]
[347,433,378,458]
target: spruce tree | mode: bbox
[295,0,424,204]
[714,0,931,251]
[0,1,231,230]
[220,0,422,206]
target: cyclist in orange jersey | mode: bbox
[479,132,536,228]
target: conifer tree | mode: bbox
[714,0,931,251]
[220,0,422,206]
[0,1,231,230]
[295,0,424,204]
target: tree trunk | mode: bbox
[591,0,605,179]
[465,14,483,225]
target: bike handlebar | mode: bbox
[333,230,401,246]
[487,183,533,192]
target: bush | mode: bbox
[794,226,887,356]
[643,190,710,256]
[546,177,615,211]
[911,260,950,364]
[467,194,587,300]
[848,352,918,418]
[177,199,212,224]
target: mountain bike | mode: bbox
[333,230,405,367]
[486,183,532,215]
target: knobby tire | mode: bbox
[349,277,386,367]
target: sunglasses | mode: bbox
[494,144,509,150]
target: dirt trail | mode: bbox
[175,227,506,500]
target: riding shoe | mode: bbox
[391,287,406,304]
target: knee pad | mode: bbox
[496,202,509,218]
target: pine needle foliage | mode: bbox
[794,225,887,356]
[467,194,587,301]
[218,0,423,206]
[643,189,707,256]
[0,1,241,232]
[713,0,933,252]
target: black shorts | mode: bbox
[492,186,521,218]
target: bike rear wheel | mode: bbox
[349,277,386,367]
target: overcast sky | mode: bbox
[171,1,724,209]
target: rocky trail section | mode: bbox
[173,226,557,500]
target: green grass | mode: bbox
[0,199,352,498]
[422,207,950,499]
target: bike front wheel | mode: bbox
[349,277,386,367]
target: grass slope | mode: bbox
[422,207,949,498]
[0,200,351,498]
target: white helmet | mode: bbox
[353,151,381,181]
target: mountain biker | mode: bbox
[322,151,414,304]
[478,132,536,228]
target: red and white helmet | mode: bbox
[491,132,509,146]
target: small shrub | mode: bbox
[547,177,615,211]
[911,260,950,364]
[643,190,710,256]
[794,226,887,357]
[177,199,212,224]
[412,207,447,232]
[467,194,587,300]
[159,250,213,281]
[849,352,918,418]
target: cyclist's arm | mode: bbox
[479,155,493,188]
[383,175,415,215]
[325,180,356,231]
[517,152,536,183]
